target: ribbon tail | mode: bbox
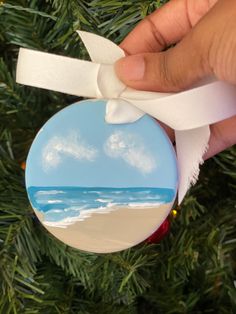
[16,48,101,98]
[175,126,210,204]
[122,81,236,130]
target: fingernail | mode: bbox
[115,55,145,81]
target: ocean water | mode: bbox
[28,186,175,228]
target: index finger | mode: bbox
[120,0,217,55]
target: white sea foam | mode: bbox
[143,196,161,200]
[46,209,62,213]
[137,191,151,194]
[127,202,163,208]
[44,206,117,228]
[96,198,113,203]
[37,199,63,205]
[127,196,160,200]
[36,190,65,196]
[43,202,164,228]
[87,191,102,194]
[44,215,82,228]
[47,200,63,204]
[64,205,87,212]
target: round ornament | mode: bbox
[26,100,178,253]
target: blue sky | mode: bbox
[26,100,178,189]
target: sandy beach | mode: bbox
[35,202,173,253]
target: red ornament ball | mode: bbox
[146,218,170,244]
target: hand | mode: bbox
[115,0,236,159]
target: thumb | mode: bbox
[115,31,212,93]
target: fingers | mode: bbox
[120,0,218,55]
[116,0,236,92]
[115,32,211,92]
[117,0,236,160]
[204,116,236,159]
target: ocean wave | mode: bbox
[44,215,82,228]
[64,205,87,212]
[43,202,164,228]
[127,202,163,208]
[29,186,175,228]
[46,209,63,213]
[44,206,117,228]
[87,190,102,194]
[36,190,66,196]
[49,200,63,204]
[40,200,63,204]
[96,198,113,203]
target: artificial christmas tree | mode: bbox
[0,1,236,313]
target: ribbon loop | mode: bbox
[97,64,126,99]
[106,99,145,124]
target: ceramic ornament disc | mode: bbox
[26,100,178,253]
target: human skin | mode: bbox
[115,0,236,159]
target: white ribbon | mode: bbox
[16,31,236,204]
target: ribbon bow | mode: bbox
[16,31,236,203]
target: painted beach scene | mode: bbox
[26,100,178,253]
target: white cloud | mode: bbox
[42,131,98,172]
[104,130,156,174]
